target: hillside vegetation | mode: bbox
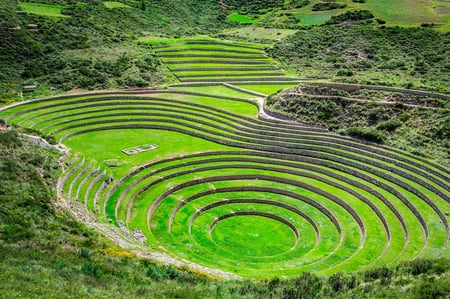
[269,25,450,93]
[267,84,450,165]
[2,0,450,101]
[0,0,224,102]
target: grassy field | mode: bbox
[103,1,131,9]
[253,0,450,28]
[228,12,256,24]
[235,83,299,95]
[18,2,69,18]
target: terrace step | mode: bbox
[170,67,280,71]
[165,60,272,65]
[159,54,268,59]
[156,48,262,54]
[180,77,301,83]
[177,73,285,78]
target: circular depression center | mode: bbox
[210,213,299,257]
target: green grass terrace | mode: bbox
[140,37,302,85]
[0,85,448,278]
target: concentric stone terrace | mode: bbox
[1,84,448,278]
[145,37,301,85]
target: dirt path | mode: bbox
[281,91,437,109]
[222,83,300,123]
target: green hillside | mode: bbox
[0,0,449,297]
[229,0,450,29]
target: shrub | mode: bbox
[283,0,310,9]
[402,259,433,275]
[433,119,450,139]
[282,272,323,299]
[328,272,357,294]
[344,127,385,143]
[376,119,402,131]
[317,101,336,120]
[337,69,354,76]
[44,134,57,145]
[0,130,22,148]
[81,262,103,278]
[367,108,381,123]
[312,2,346,11]
[79,248,92,259]
[146,264,181,280]
[411,277,450,299]
[326,10,374,24]
[364,266,393,283]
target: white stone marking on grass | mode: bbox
[122,143,159,155]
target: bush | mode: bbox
[337,69,354,76]
[283,0,310,9]
[326,10,374,24]
[364,266,393,284]
[312,2,346,11]
[81,262,103,278]
[328,272,357,294]
[0,130,22,148]
[282,272,323,299]
[376,119,402,131]
[402,259,433,276]
[344,127,385,143]
[411,277,450,299]
[146,264,181,280]
[44,134,57,145]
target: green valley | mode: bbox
[0,0,449,298]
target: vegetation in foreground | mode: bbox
[1,130,449,298]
